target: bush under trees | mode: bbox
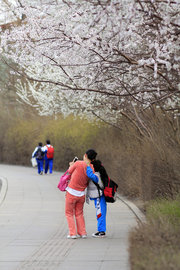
[0,109,179,201]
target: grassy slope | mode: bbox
[129,195,180,270]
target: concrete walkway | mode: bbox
[0,164,142,270]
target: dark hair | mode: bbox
[38,142,43,147]
[91,159,108,186]
[46,139,50,144]
[86,149,97,161]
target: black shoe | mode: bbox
[92,231,106,238]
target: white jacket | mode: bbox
[87,172,104,199]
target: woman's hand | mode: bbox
[69,161,74,167]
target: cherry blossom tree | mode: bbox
[0,0,180,132]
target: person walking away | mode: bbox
[32,142,45,175]
[65,149,97,239]
[84,157,107,238]
[43,140,54,174]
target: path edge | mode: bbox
[117,194,146,223]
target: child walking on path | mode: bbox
[43,140,54,174]
[32,142,45,175]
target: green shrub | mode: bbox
[2,114,100,169]
[0,108,180,200]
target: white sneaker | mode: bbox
[76,234,87,239]
[67,235,77,239]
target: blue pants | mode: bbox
[45,158,53,174]
[93,195,107,232]
[37,158,44,174]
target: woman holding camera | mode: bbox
[65,149,97,239]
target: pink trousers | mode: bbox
[65,192,87,236]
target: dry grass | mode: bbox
[129,195,180,270]
[94,109,180,201]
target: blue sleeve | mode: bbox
[86,166,98,183]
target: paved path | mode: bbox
[0,164,142,270]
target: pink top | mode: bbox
[68,161,89,191]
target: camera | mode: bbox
[73,157,78,162]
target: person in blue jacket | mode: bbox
[84,155,107,237]
[32,142,45,175]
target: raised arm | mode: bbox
[86,166,98,183]
[68,161,77,175]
